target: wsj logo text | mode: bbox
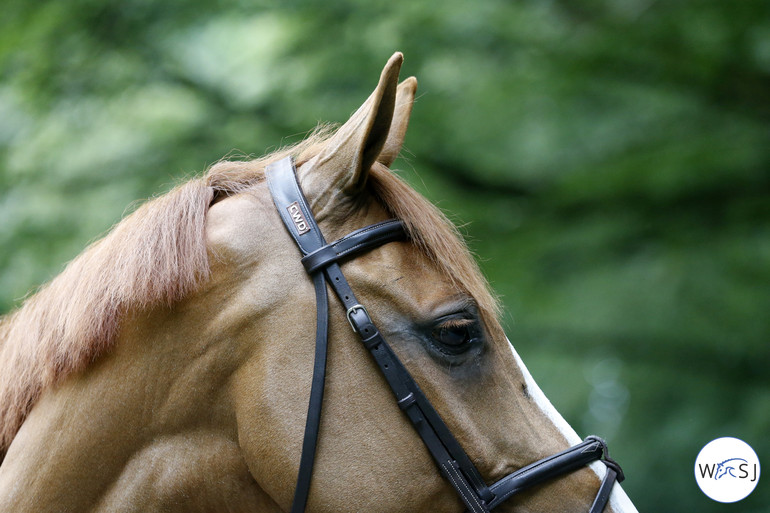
[698,458,758,482]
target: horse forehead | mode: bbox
[344,240,458,310]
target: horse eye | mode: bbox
[434,325,470,346]
[431,319,478,353]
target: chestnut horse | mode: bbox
[0,53,637,512]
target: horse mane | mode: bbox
[0,128,501,459]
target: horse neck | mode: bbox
[0,286,263,510]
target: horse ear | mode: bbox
[378,76,417,168]
[303,52,404,200]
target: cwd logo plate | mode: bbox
[695,437,760,503]
[287,201,311,235]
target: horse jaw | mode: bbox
[507,339,638,513]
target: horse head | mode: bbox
[0,53,637,513]
[207,52,636,513]
[715,458,747,480]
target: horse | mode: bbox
[0,53,638,512]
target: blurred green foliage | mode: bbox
[1,0,769,510]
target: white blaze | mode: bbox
[507,338,639,513]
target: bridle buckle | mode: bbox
[346,304,369,333]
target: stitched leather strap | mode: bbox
[266,157,325,254]
[486,436,622,509]
[301,220,408,274]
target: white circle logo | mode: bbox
[695,437,760,503]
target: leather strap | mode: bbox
[486,436,623,510]
[301,220,408,274]
[590,467,618,513]
[289,271,328,513]
[266,157,325,254]
[266,157,330,513]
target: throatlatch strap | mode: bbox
[288,271,328,513]
[266,157,329,513]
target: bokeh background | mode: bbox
[1,1,768,511]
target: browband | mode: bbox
[265,156,623,513]
[301,220,408,274]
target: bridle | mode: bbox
[267,157,625,512]
[266,156,625,513]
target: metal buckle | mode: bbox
[346,304,369,333]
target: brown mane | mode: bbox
[0,130,501,459]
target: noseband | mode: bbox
[266,157,624,513]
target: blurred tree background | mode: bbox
[1,0,768,510]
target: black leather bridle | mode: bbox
[266,156,625,513]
